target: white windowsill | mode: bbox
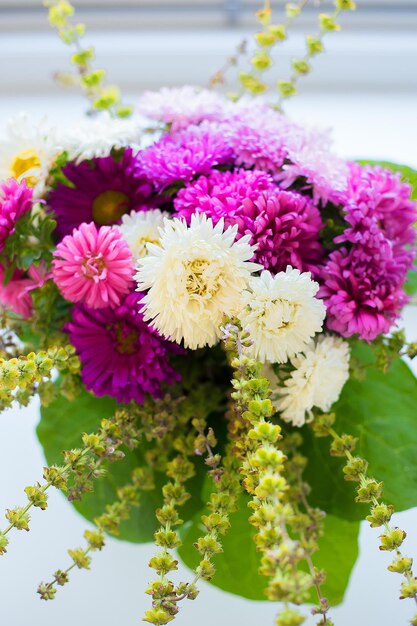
[1,29,416,94]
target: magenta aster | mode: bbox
[338,163,417,250]
[48,148,154,239]
[175,169,323,273]
[52,222,134,309]
[174,168,273,222]
[236,189,324,273]
[319,162,416,340]
[139,123,233,190]
[66,292,182,403]
[319,242,409,341]
[0,179,33,252]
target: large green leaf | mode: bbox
[178,493,359,605]
[37,388,206,543]
[302,344,417,521]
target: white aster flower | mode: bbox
[135,213,260,349]
[137,86,227,130]
[115,209,169,260]
[59,111,146,163]
[238,267,326,364]
[0,113,61,197]
[265,335,350,427]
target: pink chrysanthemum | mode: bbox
[52,222,134,309]
[0,263,49,319]
[338,163,417,249]
[276,127,348,204]
[319,162,416,340]
[48,148,154,240]
[319,242,409,341]
[0,179,33,252]
[175,169,323,273]
[139,123,233,190]
[236,190,324,273]
[221,103,291,173]
[66,292,182,404]
[137,86,227,131]
[174,168,273,222]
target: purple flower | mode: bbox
[236,189,324,273]
[139,123,233,190]
[276,127,348,205]
[220,103,291,174]
[137,86,227,131]
[175,168,323,273]
[0,179,33,252]
[66,292,182,404]
[338,162,417,250]
[319,243,409,341]
[319,163,417,340]
[174,168,273,222]
[48,148,154,240]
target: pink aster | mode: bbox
[52,222,134,309]
[139,122,233,190]
[137,86,227,131]
[174,168,273,222]
[338,163,417,250]
[221,103,291,174]
[0,179,33,252]
[319,242,409,341]
[0,263,50,318]
[236,189,324,273]
[276,127,348,205]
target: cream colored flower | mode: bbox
[115,209,169,260]
[135,213,260,349]
[0,113,60,197]
[59,112,146,163]
[265,335,350,427]
[238,267,326,364]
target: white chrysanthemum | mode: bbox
[0,113,61,197]
[115,209,169,260]
[135,213,260,349]
[265,335,350,427]
[59,112,146,163]
[238,267,326,364]
[137,86,227,130]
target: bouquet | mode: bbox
[1,2,417,625]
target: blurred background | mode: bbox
[0,2,417,625]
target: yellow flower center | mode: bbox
[9,149,41,187]
[185,259,221,299]
[82,254,106,278]
[92,190,130,225]
[135,235,160,258]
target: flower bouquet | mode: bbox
[1,2,417,625]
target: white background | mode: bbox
[1,4,417,625]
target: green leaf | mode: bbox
[178,493,359,604]
[405,269,417,296]
[302,343,417,521]
[37,387,205,543]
